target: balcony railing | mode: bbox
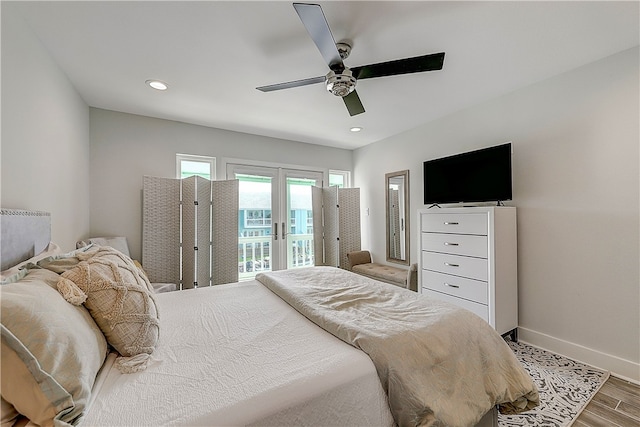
[238,234,314,280]
[287,234,314,269]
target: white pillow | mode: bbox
[0,242,61,281]
[76,236,130,257]
[1,268,108,426]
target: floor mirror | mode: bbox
[385,170,409,265]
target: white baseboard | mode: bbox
[518,327,640,383]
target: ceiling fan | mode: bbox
[257,3,445,117]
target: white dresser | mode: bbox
[418,206,518,337]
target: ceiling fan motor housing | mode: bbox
[325,69,357,97]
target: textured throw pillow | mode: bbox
[1,269,108,426]
[60,246,159,372]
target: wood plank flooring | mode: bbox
[574,375,640,427]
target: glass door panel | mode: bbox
[228,163,323,279]
[228,165,279,281]
[285,176,320,269]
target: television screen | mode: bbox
[423,143,512,205]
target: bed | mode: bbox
[1,209,538,427]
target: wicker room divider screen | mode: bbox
[142,175,239,289]
[312,186,361,269]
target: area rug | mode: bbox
[498,341,609,427]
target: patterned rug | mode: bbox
[498,341,609,427]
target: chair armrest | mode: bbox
[346,250,372,270]
[406,264,418,292]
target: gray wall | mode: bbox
[354,47,639,380]
[1,5,90,251]
[89,108,353,260]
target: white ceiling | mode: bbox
[8,1,639,150]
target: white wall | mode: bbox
[3,0,637,381]
[354,47,639,380]
[1,5,90,251]
[89,108,353,260]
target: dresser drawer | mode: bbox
[421,270,488,304]
[421,233,488,258]
[422,289,489,323]
[422,251,488,281]
[421,213,487,235]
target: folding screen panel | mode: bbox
[196,176,213,286]
[143,176,238,288]
[336,187,361,269]
[312,186,324,265]
[211,179,239,285]
[323,186,340,267]
[312,186,360,269]
[182,176,198,289]
[142,176,181,285]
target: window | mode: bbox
[329,170,351,188]
[243,230,267,237]
[245,209,272,227]
[176,154,216,180]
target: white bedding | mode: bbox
[257,267,538,427]
[80,280,394,426]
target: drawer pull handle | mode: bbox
[444,242,459,246]
[444,283,460,288]
[444,262,459,267]
[444,222,459,225]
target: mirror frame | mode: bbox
[385,170,410,265]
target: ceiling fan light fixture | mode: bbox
[325,69,356,97]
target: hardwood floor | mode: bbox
[574,375,640,427]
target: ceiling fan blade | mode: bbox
[257,76,325,92]
[351,52,445,80]
[343,90,365,116]
[293,3,344,71]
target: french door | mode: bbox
[226,163,323,280]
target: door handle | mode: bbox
[274,222,278,240]
[281,222,286,240]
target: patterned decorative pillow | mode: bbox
[1,268,108,426]
[59,246,160,372]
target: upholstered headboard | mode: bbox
[1,209,51,271]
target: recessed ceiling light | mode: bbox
[350,127,363,132]
[146,79,168,91]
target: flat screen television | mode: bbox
[423,143,512,205]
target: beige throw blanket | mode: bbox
[256,267,538,427]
